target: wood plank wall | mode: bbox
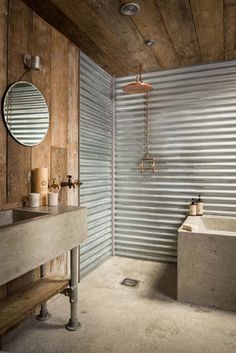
[0,0,79,298]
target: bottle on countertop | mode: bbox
[189,198,197,216]
[196,195,203,216]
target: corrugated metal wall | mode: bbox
[80,53,113,277]
[115,60,236,263]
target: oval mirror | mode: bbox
[3,81,49,147]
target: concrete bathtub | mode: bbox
[178,215,236,312]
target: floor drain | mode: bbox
[121,278,139,287]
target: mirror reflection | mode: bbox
[3,81,49,147]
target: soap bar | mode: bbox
[182,223,193,232]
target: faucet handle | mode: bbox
[67,175,72,182]
[49,178,60,190]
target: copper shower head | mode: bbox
[122,64,153,94]
[123,80,153,94]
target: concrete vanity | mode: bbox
[0,206,87,343]
[178,215,236,312]
[0,206,87,286]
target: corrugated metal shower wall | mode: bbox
[115,61,236,263]
[80,53,113,277]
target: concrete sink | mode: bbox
[0,208,50,227]
[0,206,87,286]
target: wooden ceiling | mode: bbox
[22,0,236,76]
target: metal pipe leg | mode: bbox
[36,264,51,321]
[66,246,81,331]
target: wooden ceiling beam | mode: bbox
[155,0,202,66]
[190,0,224,63]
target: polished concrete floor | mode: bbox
[3,256,236,353]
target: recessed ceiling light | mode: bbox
[120,3,140,16]
[145,39,156,47]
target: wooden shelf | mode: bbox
[0,277,69,337]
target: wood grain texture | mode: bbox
[21,0,125,75]
[7,0,31,205]
[121,0,180,69]
[49,0,142,72]
[51,27,68,148]
[190,0,224,63]
[51,146,67,206]
[7,272,34,295]
[21,0,236,75]
[31,12,51,172]
[0,0,7,166]
[0,165,6,207]
[67,43,79,206]
[224,0,236,60]
[156,0,202,66]
[0,277,69,337]
[84,0,160,72]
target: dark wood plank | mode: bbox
[0,284,7,300]
[51,27,68,148]
[21,0,127,75]
[224,0,236,60]
[0,164,6,209]
[0,0,7,167]
[121,0,180,69]
[7,272,34,295]
[50,0,141,72]
[190,0,224,63]
[0,277,69,337]
[31,12,51,172]
[84,0,160,72]
[7,0,32,205]
[155,0,202,66]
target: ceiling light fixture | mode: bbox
[120,3,140,16]
[145,39,156,47]
[23,53,41,71]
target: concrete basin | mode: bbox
[0,206,87,286]
[178,215,236,312]
[0,208,50,227]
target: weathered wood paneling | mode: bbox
[125,0,180,70]
[190,0,224,63]
[84,0,160,72]
[31,12,51,172]
[51,27,68,148]
[0,0,7,166]
[0,0,79,300]
[51,147,67,206]
[224,0,236,60]
[156,0,202,66]
[7,0,32,205]
[67,44,79,206]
